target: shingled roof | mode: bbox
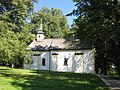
[27,38,92,51]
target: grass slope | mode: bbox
[0,66,109,90]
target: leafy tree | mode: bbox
[71,0,120,75]
[0,0,37,31]
[0,0,37,68]
[31,6,69,38]
[0,20,34,68]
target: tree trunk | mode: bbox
[103,60,107,75]
[12,64,14,68]
[118,71,120,76]
[113,0,118,5]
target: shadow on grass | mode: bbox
[0,69,11,70]
[0,68,109,90]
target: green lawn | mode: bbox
[0,66,109,90]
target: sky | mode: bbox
[34,0,76,26]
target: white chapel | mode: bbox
[24,23,95,73]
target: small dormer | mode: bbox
[37,22,44,42]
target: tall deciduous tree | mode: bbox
[31,6,69,38]
[0,0,37,32]
[71,0,120,75]
[0,0,37,68]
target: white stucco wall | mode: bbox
[51,51,74,72]
[24,51,49,70]
[24,52,40,70]
[74,53,83,73]
[31,56,40,70]
[50,50,94,73]
[83,50,95,73]
[50,53,57,71]
[40,52,49,70]
[24,49,95,73]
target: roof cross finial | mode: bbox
[37,18,44,34]
[37,18,44,42]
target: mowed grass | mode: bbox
[0,67,109,90]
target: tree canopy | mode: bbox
[31,6,69,38]
[0,0,37,68]
[71,0,120,75]
[0,2,69,68]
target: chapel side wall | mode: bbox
[50,50,74,72]
[50,51,57,71]
[24,49,95,73]
[57,51,74,72]
[24,51,40,70]
[31,56,40,70]
[74,50,84,73]
[83,50,95,73]
[50,50,95,73]
[24,51,50,70]
[40,51,49,70]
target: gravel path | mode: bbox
[108,80,120,90]
[98,75,120,90]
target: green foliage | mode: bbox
[67,23,77,38]
[0,25,33,67]
[0,0,37,68]
[71,0,120,75]
[0,0,37,32]
[0,67,109,90]
[31,6,69,38]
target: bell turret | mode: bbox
[37,22,44,42]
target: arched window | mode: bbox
[64,58,68,66]
[42,58,46,66]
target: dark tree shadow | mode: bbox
[0,68,109,90]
